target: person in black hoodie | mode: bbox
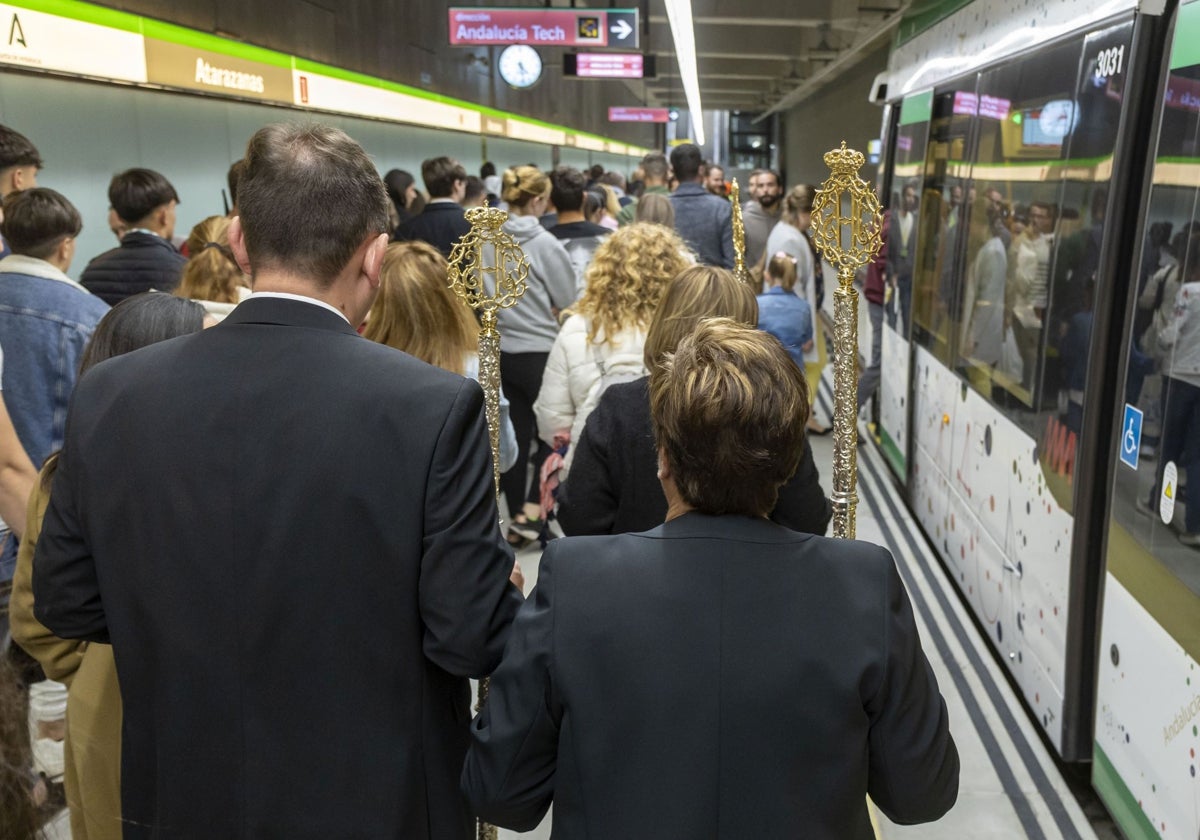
[80,168,186,305]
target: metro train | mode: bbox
[868,0,1200,837]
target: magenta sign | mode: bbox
[609,107,670,123]
[577,53,644,79]
[449,8,639,48]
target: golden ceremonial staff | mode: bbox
[809,143,883,539]
[730,178,756,291]
[447,203,529,840]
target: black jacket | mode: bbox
[557,377,833,536]
[393,201,472,257]
[463,513,959,837]
[79,232,187,305]
[34,297,523,839]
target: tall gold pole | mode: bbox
[730,178,756,291]
[809,143,883,540]
[447,203,529,840]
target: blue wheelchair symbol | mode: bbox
[1119,404,1143,470]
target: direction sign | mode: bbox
[610,107,670,123]
[449,8,639,48]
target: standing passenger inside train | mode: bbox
[464,319,959,836]
[393,155,471,257]
[32,123,523,840]
[79,168,186,305]
[0,188,107,587]
[1148,235,1200,548]
[1008,201,1055,391]
[669,143,734,268]
[495,165,578,546]
[12,293,209,840]
[888,181,918,333]
[557,266,831,538]
[961,198,1009,383]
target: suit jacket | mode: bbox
[34,296,523,839]
[393,201,472,257]
[463,514,959,838]
[671,183,734,268]
[557,377,832,537]
[79,232,187,305]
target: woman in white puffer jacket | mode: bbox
[534,223,691,476]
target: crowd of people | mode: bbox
[0,120,958,838]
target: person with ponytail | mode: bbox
[765,185,830,434]
[496,165,576,545]
[173,215,249,322]
[757,252,814,369]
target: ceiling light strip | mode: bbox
[663,0,705,146]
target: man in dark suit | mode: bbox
[888,179,919,333]
[393,155,471,257]
[669,143,734,268]
[463,319,958,837]
[79,168,188,304]
[34,123,523,839]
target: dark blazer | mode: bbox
[557,377,832,536]
[34,297,523,839]
[79,231,187,305]
[670,182,734,268]
[462,514,959,837]
[393,201,472,257]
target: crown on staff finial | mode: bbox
[823,141,866,175]
[464,203,507,231]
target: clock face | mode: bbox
[1037,100,1079,139]
[498,45,543,89]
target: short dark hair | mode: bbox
[670,144,704,181]
[79,293,207,375]
[641,152,669,181]
[109,168,180,225]
[227,159,246,208]
[480,161,496,179]
[463,175,486,204]
[550,166,587,213]
[650,318,809,517]
[0,125,42,171]
[237,123,389,285]
[0,188,82,260]
[421,156,467,199]
[755,168,781,190]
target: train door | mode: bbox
[878,92,931,479]
[1093,2,1200,835]
[907,19,1135,755]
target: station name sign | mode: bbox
[609,107,670,123]
[448,8,639,48]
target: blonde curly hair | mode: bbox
[576,222,690,344]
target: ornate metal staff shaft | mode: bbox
[730,178,756,291]
[810,143,883,540]
[447,204,530,840]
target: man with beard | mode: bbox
[742,168,783,270]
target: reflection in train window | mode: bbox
[910,23,1132,507]
[1109,32,1200,608]
[887,100,930,338]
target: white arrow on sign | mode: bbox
[610,19,633,40]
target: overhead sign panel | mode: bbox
[448,8,639,48]
[609,106,670,123]
[0,3,146,82]
[566,53,654,79]
[145,39,292,103]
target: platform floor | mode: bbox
[490,382,1123,839]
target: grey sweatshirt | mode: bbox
[493,214,578,354]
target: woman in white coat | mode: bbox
[534,223,691,477]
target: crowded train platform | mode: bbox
[0,0,1197,838]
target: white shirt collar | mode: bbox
[245,291,351,324]
[0,254,90,294]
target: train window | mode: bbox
[1108,7,1200,605]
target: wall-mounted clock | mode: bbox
[498,45,543,89]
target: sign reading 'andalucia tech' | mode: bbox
[447,7,639,48]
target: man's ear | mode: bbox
[227,217,253,275]
[362,233,389,289]
[656,446,672,481]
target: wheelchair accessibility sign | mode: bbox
[1119,404,1143,470]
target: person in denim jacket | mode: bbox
[757,252,814,369]
[0,188,107,580]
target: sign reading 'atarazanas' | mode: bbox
[194,57,264,93]
[143,38,292,103]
